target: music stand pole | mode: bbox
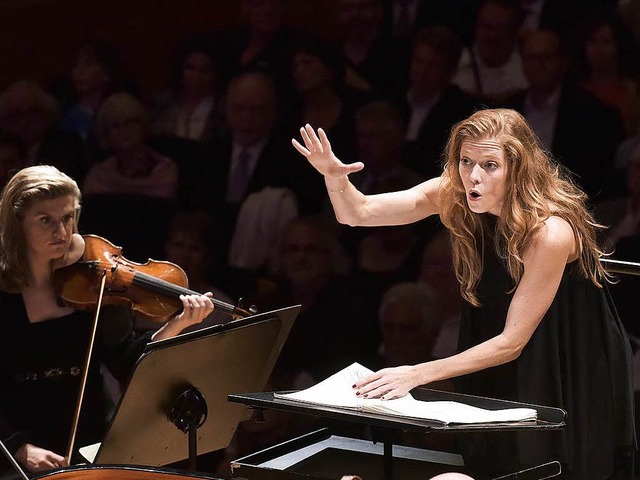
[167,386,208,471]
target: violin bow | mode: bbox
[65,271,108,465]
[0,439,30,480]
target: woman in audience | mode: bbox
[83,93,179,199]
[59,42,126,145]
[152,40,225,142]
[288,36,366,164]
[571,10,640,137]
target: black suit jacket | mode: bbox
[402,85,478,178]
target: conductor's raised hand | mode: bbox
[292,125,364,180]
[353,365,424,400]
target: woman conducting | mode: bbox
[293,108,635,479]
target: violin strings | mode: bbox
[132,271,237,312]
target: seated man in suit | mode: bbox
[453,0,528,104]
[195,70,309,256]
[506,29,625,201]
[401,25,477,178]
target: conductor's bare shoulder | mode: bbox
[530,216,577,263]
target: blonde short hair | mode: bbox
[95,92,149,148]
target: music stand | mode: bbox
[79,305,300,470]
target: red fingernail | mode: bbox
[362,394,368,398]
[352,384,356,388]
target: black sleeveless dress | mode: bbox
[457,231,635,479]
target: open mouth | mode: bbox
[469,191,481,199]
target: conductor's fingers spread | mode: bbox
[318,127,332,151]
[303,124,324,153]
[292,137,310,157]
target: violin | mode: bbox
[35,464,221,480]
[52,234,256,323]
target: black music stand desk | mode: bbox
[228,388,566,480]
[79,305,300,469]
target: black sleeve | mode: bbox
[97,305,153,384]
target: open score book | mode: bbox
[274,363,537,425]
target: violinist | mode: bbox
[0,165,214,474]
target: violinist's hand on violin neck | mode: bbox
[151,292,215,341]
[176,293,215,328]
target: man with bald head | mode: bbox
[192,70,292,206]
[187,70,304,256]
[506,29,624,201]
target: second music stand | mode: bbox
[80,305,300,470]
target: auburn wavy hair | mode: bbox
[0,165,81,292]
[438,109,607,306]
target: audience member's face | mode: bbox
[337,0,383,40]
[0,90,50,146]
[586,24,617,73]
[475,3,519,66]
[380,302,439,365]
[356,118,403,169]
[72,50,110,96]
[105,114,145,152]
[292,52,335,94]
[164,229,210,279]
[181,52,217,97]
[521,31,565,92]
[280,224,331,288]
[409,43,453,97]
[226,75,278,146]
[242,0,284,34]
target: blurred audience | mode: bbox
[215,0,298,97]
[417,228,462,360]
[376,282,445,368]
[381,0,477,45]
[288,36,365,173]
[596,145,640,252]
[162,209,234,330]
[152,39,225,142]
[595,145,640,343]
[250,216,375,387]
[335,0,406,96]
[0,129,25,188]
[58,42,129,152]
[453,0,528,104]
[0,80,87,182]
[506,28,625,200]
[400,25,477,178]
[350,100,422,195]
[570,10,640,137]
[83,92,179,199]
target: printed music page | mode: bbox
[275,363,537,424]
